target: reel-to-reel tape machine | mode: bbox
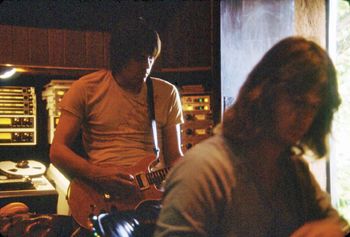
[0,160,46,191]
[0,160,58,214]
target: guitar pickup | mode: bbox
[135,173,150,190]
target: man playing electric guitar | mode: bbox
[50,17,184,234]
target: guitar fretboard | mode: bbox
[147,168,169,185]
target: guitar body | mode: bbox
[68,157,168,229]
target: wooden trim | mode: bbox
[159,66,211,73]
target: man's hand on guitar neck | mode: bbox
[89,166,136,197]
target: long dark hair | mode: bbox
[223,37,341,157]
[109,17,161,73]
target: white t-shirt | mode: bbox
[60,70,183,167]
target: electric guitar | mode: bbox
[67,157,170,229]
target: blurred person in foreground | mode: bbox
[154,37,349,237]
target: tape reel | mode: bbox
[0,160,46,178]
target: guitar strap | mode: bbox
[146,76,160,160]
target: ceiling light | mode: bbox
[0,68,17,79]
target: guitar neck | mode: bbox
[134,167,169,190]
[147,168,169,185]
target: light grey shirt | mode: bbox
[154,135,342,237]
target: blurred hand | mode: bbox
[290,219,344,237]
[92,166,136,197]
[0,202,29,217]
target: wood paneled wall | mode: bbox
[0,2,213,73]
[0,25,109,69]
[158,1,212,70]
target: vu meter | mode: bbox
[180,93,214,152]
[0,86,36,145]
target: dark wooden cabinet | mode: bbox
[157,1,212,70]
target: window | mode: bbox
[329,0,350,223]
